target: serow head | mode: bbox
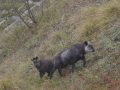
[84,41,95,53]
[31,56,39,65]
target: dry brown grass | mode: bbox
[0,0,120,90]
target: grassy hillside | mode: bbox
[0,0,120,90]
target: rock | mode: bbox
[12,16,21,21]
[0,19,6,26]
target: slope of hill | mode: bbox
[0,0,120,90]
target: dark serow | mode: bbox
[31,57,55,79]
[53,41,95,76]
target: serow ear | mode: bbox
[84,41,88,46]
[35,56,38,60]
